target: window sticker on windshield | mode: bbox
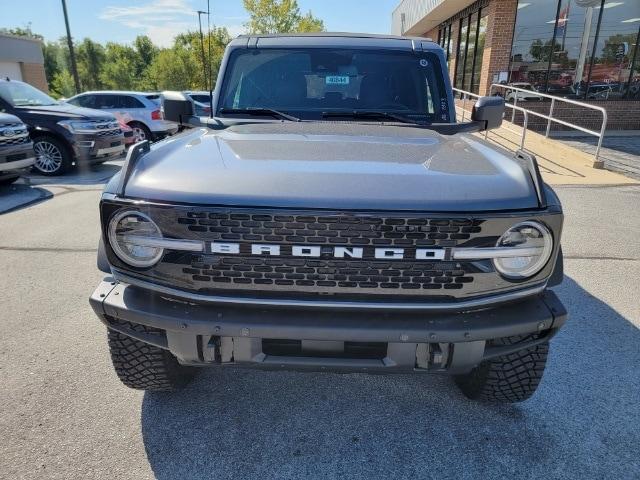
[325,75,350,85]
[419,59,429,67]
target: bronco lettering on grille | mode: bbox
[208,242,446,260]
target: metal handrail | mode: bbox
[489,83,608,167]
[452,87,529,151]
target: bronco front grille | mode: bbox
[177,212,482,248]
[183,257,472,291]
[103,202,562,302]
[122,207,491,298]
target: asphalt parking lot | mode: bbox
[0,163,639,480]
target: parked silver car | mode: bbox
[66,91,179,142]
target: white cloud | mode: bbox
[100,0,194,21]
[224,24,247,38]
[100,0,249,46]
[100,0,195,47]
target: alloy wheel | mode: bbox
[132,126,146,142]
[34,141,63,174]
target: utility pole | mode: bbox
[61,0,81,94]
[207,0,213,117]
[197,11,208,91]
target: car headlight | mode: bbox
[57,120,99,134]
[108,211,164,268]
[493,221,553,279]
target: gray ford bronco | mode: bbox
[90,33,566,403]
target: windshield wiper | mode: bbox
[219,107,300,122]
[321,110,422,125]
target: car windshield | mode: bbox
[0,81,59,107]
[218,48,450,122]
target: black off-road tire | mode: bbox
[454,334,549,403]
[107,322,196,391]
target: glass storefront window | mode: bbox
[509,0,560,90]
[455,18,468,89]
[510,0,640,100]
[464,12,479,91]
[472,14,488,93]
[587,0,640,99]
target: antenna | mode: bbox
[207,0,213,118]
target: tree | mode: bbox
[100,43,138,90]
[600,33,637,64]
[134,35,158,77]
[296,11,324,33]
[50,70,75,98]
[529,38,560,63]
[0,25,43,40]
[42,41,64,88]
[76,39,105,90]
[145,47,200,91]
[243,0,324,34]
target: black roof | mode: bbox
[230,32,440,51]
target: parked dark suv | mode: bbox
[0,112,35,185]
[0,79,125,175]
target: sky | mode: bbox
[2,0,400,47]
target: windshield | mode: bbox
[0,81,59,107]
[218,48,450,122]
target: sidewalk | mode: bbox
[474,120,640,186]
[553,135,640,180]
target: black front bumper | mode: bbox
[90,278,567,374]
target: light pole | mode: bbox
[197,10,208,91]
[61,0,80,93]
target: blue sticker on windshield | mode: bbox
[325,76,350,85]
[419,59,429,67]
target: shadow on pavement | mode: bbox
[0,182,52,214]
[140,276,640,480]
[0,160,123,214]
[25,161,123,187]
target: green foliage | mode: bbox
[99,42,139,90]
[77,39,105,90]
[0,25,43,40]
[243,0,324,34]
[145,47,200,91]
[50,70,75,98]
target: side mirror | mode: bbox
[160,91,195,125]
[472,96,504,130]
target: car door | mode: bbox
[67,94,97,109]
[92,94,120,116]
[117,95,147,125]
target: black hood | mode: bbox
[14,103,114,122]
[117,122,539,212]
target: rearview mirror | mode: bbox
[160,91,195,125]
[471,96,504,130]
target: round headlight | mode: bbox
[108,210,164,268]
[493,221,553,279]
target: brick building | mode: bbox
[392,0,640,130]
[0,34,48,92]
